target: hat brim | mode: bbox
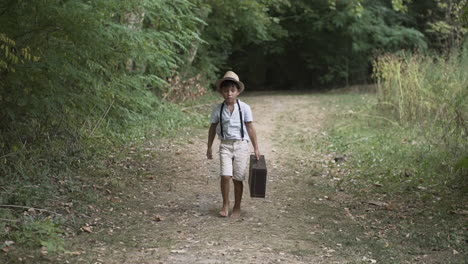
[215,77,245,93]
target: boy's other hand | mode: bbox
[207,148,213,159]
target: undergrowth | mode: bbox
[315,50,468,199]
[373,50,468,173]
[318,92,468,259]
[323,91,467,200]
[321,55,468,255]
[0,92,216,259]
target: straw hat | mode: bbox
[215,71,245,93]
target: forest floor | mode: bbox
[8,92,466,263]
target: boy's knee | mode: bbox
[233,179,243,184]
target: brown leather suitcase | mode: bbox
[249,155,267,198]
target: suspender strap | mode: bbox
[219,100,244,140]
[237,99,244,139]
[219,102,224,139]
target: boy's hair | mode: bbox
[220,80,240,90]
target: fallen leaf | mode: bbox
[40,246,48,256]
[3,240,14,247]
[368,201,388,207]
[1,246,14,253]
[344,208,355,220]
[65,251,84,256]
[451,209,468,216]
[171,249,187,254]
[81,226,93,233]
[362,256,377,263]
[334,156,346,163]
[153,215,165,222]
[110,197,122,203]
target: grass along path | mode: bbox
[20,92,465,263]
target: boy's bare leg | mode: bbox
[220,176,230,217]
[231,179,243,219]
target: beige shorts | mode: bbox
[219,140,250,181]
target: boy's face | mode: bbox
[220,85,240,104]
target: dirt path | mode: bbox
[58,93,361,263]
[154,93,329,264]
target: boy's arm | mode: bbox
[245,122,260,160]
[207,123,218,159]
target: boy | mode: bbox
[206,71,260,219]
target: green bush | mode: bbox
[373,51,468,151]
[323,48,468,194]
[372,50,468,184]
[0,212,64,253]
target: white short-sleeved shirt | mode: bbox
[210,100,253,141]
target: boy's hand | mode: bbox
[206,148,213,159]
[254,149,261,160]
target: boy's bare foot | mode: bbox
[230,208,241,219]
[219,205,229,217]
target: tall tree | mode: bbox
[408,0,467,51]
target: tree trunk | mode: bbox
[122,10,145,72]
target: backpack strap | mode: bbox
[219,100,244,140]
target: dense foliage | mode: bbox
[230,0,467,88]
[1,0,201,134]
[238,0,428,88]
[0,0,206,253]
